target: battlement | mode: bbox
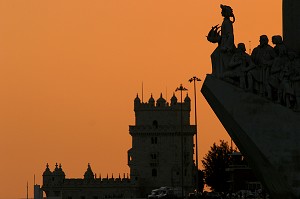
[134,93,192,126]
[134,93,190,111]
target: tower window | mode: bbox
[151,153,157,159]
[153,120,158,128]
[152,168,157,177]
[151,137,158,144]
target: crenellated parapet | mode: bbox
[134,93,191,126]
[134,93,190,111]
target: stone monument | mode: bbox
[202,2,300,199]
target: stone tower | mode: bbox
[128,93,196,196]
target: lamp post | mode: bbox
[189,76,201,193]
[175,84,188,199]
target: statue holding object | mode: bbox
[207,4,235,78]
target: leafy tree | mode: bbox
[201,140,234,193]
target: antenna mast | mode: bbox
[142,82,144,103]
[27,181,28,199]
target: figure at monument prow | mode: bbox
[207,4,235,78]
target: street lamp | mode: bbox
[189,76,201,193]
[175,84,188,199]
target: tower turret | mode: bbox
[184,93,191,104]
[42,163,52,186]
[156,93,166,107]
[170,93,177,106]
[52,163,65,185]
[84,163,94,182]
[148,94,155,107]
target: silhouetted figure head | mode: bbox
[259,35,269,46]
[272,35,283,45]
[272,35,286,56]
[237,43,246,52]
[220,4,235,22]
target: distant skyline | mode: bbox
[0,1,281,198]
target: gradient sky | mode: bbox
[0,1,281,198]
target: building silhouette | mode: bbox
[129,93,196,196]
[40,93,197,199]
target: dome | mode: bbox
[184,94,191,103]
[58,164,65,176]
[84,163,94,180]
[43,163,52,176]
[148,94,155,106]
[171,93,177,105]
[134,94,141,103]
[156,93,166,107]
[52,163,60,175]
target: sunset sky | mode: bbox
[0,1,282,198]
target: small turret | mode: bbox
[148,94,155,107]
[43,163,52,186]
[170,93,177,105]
[184,93,191,103]
[156,93,166,107]
[58,164,65,177]
[84,163,94,182]
[134,94,141,104]
[52,163,65,185]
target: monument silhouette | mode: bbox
[202,2,300,199]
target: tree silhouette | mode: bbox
[201,140,233,193]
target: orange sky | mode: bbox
[0,1,281,198]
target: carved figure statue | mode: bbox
[223,43,254,89]
[208,4,235,78]
[289,53,300,111]
[266,35,288,101]
[247,35,276,95]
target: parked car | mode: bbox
[148,187,178,199]
[148,189,162,199]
